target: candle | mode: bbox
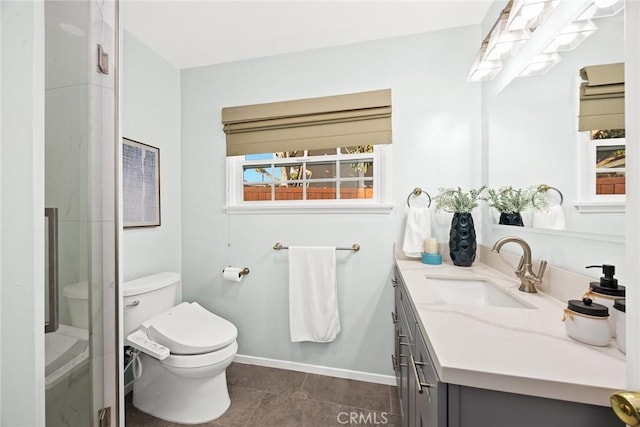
[424,238,439,254]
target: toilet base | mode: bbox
[133,353,232,424]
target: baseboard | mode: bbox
[234,354,396,386]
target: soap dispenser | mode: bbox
[584,264,625,338]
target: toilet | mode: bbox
[62,281,89,329]
[123,272,238,425]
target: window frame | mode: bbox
[225,144,393,214]
[575,131,626,213]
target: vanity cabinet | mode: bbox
[392,264,622,427]
[392,267,447,427]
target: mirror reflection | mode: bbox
[485,9,624,236]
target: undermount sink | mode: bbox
[426,276,535,309]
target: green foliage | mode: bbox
[434,186,486,213]
[592,129,625,139]
[484,186,547,213]
[343,145,374,174]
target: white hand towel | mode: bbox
[532,205,566,230]
[289,246,340,343]
[402,207,432,257]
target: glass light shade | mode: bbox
[506,0,560,31]
[485,19,530,61]
[576,0,624,21]
[467,49,503,82]
[543,20,597,53]
[595,0,620,8]
[519,52,561,76]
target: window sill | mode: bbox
[573,200,625,213]
[224,202,395,215]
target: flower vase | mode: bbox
[449,212,477,267]
[499,212,524,226]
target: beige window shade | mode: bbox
[579,62,624,131]
[222,89,392,156]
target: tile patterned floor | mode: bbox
[125,362,401,426]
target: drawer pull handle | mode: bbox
[399,333,410,347]
[411,355,435,393]
[126,300,140,308]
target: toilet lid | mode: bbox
[62,281,88,299]
[142,302,237,355]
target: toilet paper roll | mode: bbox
[223,267,244,282]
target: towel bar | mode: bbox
[407,187,432,208]
[533,184,564,206]
[273,242,360,252]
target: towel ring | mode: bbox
[407,187,432,208]
[533,184,564,207]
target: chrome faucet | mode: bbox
[491,236,548,293]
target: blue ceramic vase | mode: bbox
[449,212,476,267]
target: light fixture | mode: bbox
[485,17,530,61]
[506,0,560,31]
[576,0,624,21]
[467,0,620,82]
[519,52,561,76]
[468,43,503,82]
[543,20,597,53]
[595,0,620,8]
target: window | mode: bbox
[575,63,625,213]
[226,145,391,213]
[222,89,393,213]
[592,129,625,196]
[576,129,625,212]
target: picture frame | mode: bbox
[122,138,161,228]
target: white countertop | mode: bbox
[395,256,626,407]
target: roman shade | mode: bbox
[578,62,624,131]
[221,89,392,156]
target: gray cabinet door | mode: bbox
[414,332,446,427]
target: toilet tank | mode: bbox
[62,281,88,329]
[123,272,181,338]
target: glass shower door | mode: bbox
[44,0,118,425]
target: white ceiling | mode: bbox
[122,1,494,69]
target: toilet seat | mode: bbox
[142,302,238,355]
[161,341,238,369]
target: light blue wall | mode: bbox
[1,2,46,423]
[180,26,482,376]
[122,31,182,281]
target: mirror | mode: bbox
[484,9,624,236]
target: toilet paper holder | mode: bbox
[222,267,250,276]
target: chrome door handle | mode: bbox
[391,278,398,287]
[391,312,398,324]
[126,300,140,308]
[45,208,59,333]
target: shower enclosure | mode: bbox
[44,0,119,425]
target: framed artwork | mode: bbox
[122,138,161,227]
